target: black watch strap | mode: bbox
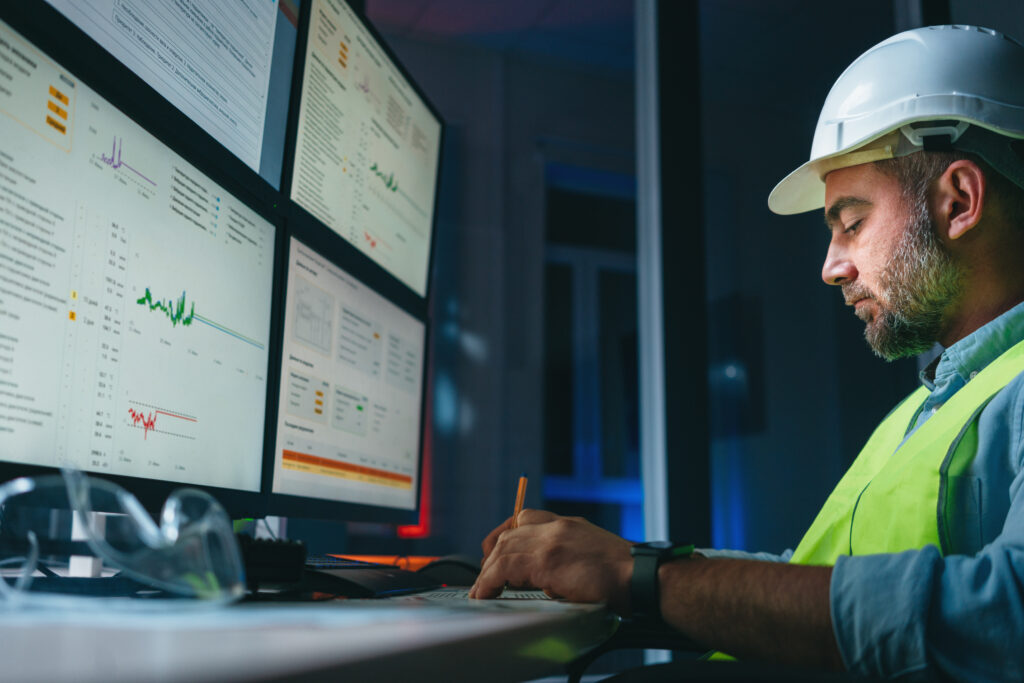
[629,542,694,623]
[630,551,661,621]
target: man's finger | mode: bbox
[470,553,534,599]
[481,527,548,562]
[515,508,559,527]
[482,510,560,559]
[481,516,515,558]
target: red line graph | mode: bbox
[127,407,197,440]
[363,229,390,251]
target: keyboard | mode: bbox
[393,586,551,601]
[303,555,550,601]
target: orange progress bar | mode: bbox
[282,449,412,485]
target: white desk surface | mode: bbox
[0,597,617,682]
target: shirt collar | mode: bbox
[920,300,1024,392]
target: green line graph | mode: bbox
[136,287,195,327]
[370,162,398,192]
[369,162,428,221]
[135,287,265,350]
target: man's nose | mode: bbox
[821,241,857,286]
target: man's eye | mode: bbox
[844,220,862,234]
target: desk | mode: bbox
[0,598,617,682]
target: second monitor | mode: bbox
[272,237,426,521]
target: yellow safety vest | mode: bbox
[792,338,1024,565]
[709,338,1024,663]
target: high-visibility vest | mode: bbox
[708,338,1024,663]
[791,338,1024,565]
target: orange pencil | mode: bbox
[512,475,528,528]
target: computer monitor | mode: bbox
[269,236,426,523]
[43,0,300,190]
[0,12,278,514]
[287,0,442,298]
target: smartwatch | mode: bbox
[629,541,694,623]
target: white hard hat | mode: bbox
[769,25,1024,215]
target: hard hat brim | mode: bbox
[768,131,902,215]
[767,162,824,216]
[769,119,1024,216]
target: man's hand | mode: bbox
[472,509,843,670]
[470,509,634,613]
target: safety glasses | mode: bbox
[0,469,244,605]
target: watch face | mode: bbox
[644,541,674,550]
[631,541,673,557]
[631,541,694,558]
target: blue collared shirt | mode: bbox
[706,299,1024,680]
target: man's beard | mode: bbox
[842,195,964,361]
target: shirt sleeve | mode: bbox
[697,548,793,562]
[831,467,1024,680]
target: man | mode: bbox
[470,25,1024,680]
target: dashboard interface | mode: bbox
[0,17,275,491]
[273,238,424,510]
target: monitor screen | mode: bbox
[0,16,276,493]
[289,0,441,297]
[272,237,425,515]
[43,0,300,190]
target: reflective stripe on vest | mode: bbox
[791,337,1024,566]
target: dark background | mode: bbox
[355,0,1024,558]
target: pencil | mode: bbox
[512,475,528,528]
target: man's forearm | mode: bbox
[658,557,844,670]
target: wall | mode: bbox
[377,34,635,554]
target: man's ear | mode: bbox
[934,159,986,240]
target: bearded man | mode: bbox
[471,25,1024,680]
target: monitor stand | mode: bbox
[69,511,105,578]
[15,510,154,598]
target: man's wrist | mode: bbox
[629,542,694,622]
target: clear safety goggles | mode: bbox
[0,469,244,606]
